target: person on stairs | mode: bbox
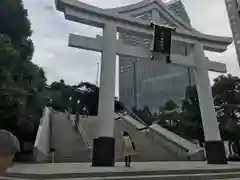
[122,131,135,167]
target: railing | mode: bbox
[67,112,92,149]
[116,101,148,127]
[71,113,92,149]
[115,101,204,160]
[77,116,92,149]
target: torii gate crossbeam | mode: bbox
[56,0,231,52]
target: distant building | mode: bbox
[107,0,195,113]
[225,0,240,65]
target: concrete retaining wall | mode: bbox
[123,115,205,161]
[148,124,204,160]
[33,107,52,162]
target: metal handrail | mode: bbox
[117,101,148,127]
[116,101,200,154]
[77,119,92,149]
[71,113,92,149]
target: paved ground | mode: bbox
[1,177,240,180]
[2,162,240,180]
[6,161,240,175]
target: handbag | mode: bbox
[131,141,136,151]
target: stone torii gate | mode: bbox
[55,0,232,166]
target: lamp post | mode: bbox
[75,100,81,131]
[68,96,72,120]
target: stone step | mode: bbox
[51,112,90,163]
[54,149,91,163]
[80,115,182,162]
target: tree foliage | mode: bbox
[0,0,46,149]
[0,0,33,60]
[159,100,181,126]
[48,81,98,115]
[132,75,240,144]
[47,81,128,116]
[180,85,204,142]
[133,106,156,125]
[212,74,240,140]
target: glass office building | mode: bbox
[119,0,195,113]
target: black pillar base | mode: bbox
[205,141,227,164]
[92,137,115,167]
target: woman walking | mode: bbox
[122,131,135,167]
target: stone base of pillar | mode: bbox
[92,137,115,167]
[205,141,227,164]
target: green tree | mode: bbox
[50,80,73,112]
[0,0,33,60]
[0,0,46,150]
[76,82,99,115]
[158,100,181,126]
[212,74,240,140]
[132,106,155,125]
[181,85,204,144]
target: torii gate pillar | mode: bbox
[193,44,227,164]
[92,23,117,167]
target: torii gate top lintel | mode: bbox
[104,0,193,31]
[55,0,232,53]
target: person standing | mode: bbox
[122,131,135,167]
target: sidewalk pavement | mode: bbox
[6,161,240,175]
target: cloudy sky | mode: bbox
[22,0,240,87]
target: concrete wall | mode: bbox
[147,124,204,160]
[33,107,52,162]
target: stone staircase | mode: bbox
[37,108,203,163]
[114,115,182,161]
[51,112,91,163]
[79,114,186,162]
[34,104,204,163]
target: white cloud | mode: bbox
[22,0,240,87]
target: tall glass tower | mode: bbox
[225,0,240,64]
[118,0,195,113]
